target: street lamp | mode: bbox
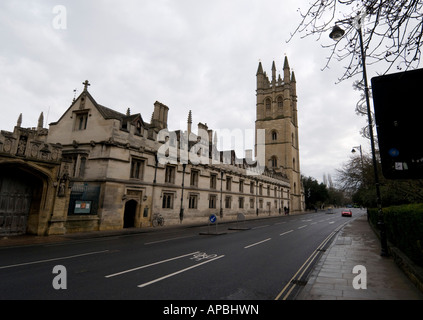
[220,170,224,218]
[329,25,345,41]
[330,16,388,256]
[180,163,186,223]
[351,145,364,170]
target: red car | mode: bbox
[342,210,352,217]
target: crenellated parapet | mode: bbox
[0,114,62,163]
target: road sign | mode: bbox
[372,68,423,179]
[209,214,217,224]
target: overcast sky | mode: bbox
[0,0,374,184]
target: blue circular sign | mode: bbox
[389,148,400,157]
[209,214,217,224]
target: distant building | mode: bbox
[0,56,304,236]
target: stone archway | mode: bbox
[0,165,44,236]
[123,200,138,228]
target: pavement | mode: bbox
[1,212,423,300]
[296,214,423,300]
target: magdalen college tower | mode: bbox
[255,55,302,212]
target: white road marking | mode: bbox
[144,235,196,245]
[280,230,294,236]
[137,255,225,288]
[252,225,270,230]
[0,250,109,270]
[105,251,200,278]
[298,225,307,229]
[244,238,272,249]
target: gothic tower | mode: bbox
[255,55,302,212]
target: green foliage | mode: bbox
[368,204,423,267]
[302,176,329,209]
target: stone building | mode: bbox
[0,55,304,236]
[255,56,303,213]
[0,113,66,236]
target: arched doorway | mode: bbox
[0,166,44,235]
[123,200,138,228]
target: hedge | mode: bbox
[368,204,423,267]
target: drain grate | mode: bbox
[291,279,308,286]
[316,248,326,252]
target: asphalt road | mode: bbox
[0,208,365,300]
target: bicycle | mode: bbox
[190,252,218,262]
[152,213,165,227]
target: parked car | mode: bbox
[342,210,352,217]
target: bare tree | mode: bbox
[288,0,423,82]
[336,153,423,206]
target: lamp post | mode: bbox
[180,163,186,223]
[330,16,388,256]
[220,170,224,218]
[351,145,364,171]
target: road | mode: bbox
[0,208,365,300]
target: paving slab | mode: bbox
[297,214,423,300]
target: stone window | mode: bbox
[271,156,278,168]
[130,158,145,180]
[135,121,142,135]
[190,169,199,187]
[239,179,244,192]
[238,197,244,209]
[277,96,283,108]
[209,194,217,209]
[162,193,174,209]
[165,165,176,184]
[226,176,232,191]
[225,196,232,209]
[75,113,88,131]
[265,98,271,110]
[189,194,198,209]
[210,173,217,189]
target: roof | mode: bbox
[50,89,146,126]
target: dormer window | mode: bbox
[121,121,128,131]
[136,121,142,135]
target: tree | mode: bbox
[336,152,423,207]
[288,0,423,82]
[302,175,329,209]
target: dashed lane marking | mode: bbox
[244,238,272,249]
